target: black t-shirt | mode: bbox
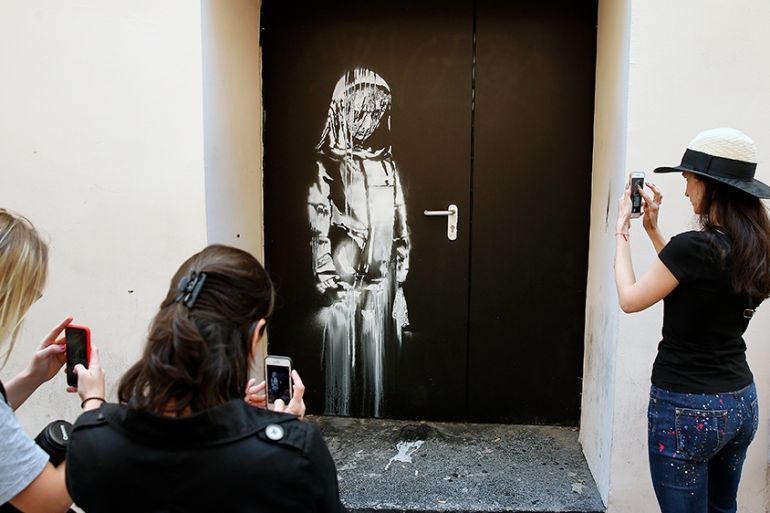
[653,229,758,393]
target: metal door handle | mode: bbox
[423,204,458,241]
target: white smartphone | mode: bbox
[264,355,293,409]
[630,171,645,218]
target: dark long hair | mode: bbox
[118,245,274,414]
[697,177,770,299]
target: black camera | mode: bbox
[34,419,72,467]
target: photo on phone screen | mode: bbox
[265,356,292,406]
[631,173,645,215]
[65,325,90,387]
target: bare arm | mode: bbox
[615,187,678,312]
[645,228,667,254]
[5,317,71,409]
[9,463,72,513]
[615,249,679,312]
[4,371,43,411]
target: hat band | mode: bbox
[681,149,757,181]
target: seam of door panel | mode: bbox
[465,0,477,422]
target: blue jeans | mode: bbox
[648,383,758,513]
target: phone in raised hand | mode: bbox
[264,355,293,410]
[65,324,91,387]
[630,171,645,219]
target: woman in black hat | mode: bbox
[615,127,770,513]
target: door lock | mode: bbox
[423,204,458,241]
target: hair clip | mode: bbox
[175,271,208,309]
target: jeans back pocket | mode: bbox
[675,407,726,461]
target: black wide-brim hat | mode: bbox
[654,127,770,199]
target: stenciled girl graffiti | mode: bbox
[308,68,410,417]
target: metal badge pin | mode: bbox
[265,424,285,441]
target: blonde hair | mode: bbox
[0,209,48,361]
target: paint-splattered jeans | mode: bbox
[648,383,758,513]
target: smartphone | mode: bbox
[264,355,293,409]
[65,324,92,387]
[630,171,645,218]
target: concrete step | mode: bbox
[311,416,605,513]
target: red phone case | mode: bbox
[66,324,92,366]
[65,324,91,388]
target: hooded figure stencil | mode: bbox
[308,68,410,417]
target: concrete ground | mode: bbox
[311,416,605,513]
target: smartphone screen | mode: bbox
[265,356,292,406]
[65,326,89,387]
[631,175,645,214]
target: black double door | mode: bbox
[261,0,596,424]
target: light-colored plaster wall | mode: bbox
[601,1,770,511]
[200,0,265,380]
[201,0,262,259]
[0,0,207,432]
[580,0,632,504]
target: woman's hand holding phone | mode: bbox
[26,316,71,387]
[617,172,650,233]
[244,369,306,419]
[616,187,632,234]
[71,346,106,410]
[244,378,267,408]
[4,317,72,409]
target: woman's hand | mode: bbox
[243,370,305,419]
[72,346,106,410]
[273,370,306,419]
[639,182,663,233]
[244,378,267,408]
[616,186,632,234]
[4,317,72,409]
[639,182,667,252]
[24,316,72,387]
[244,370,306,419]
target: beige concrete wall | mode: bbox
[583,1,770,511]
[0,0,207,431]
[200,0,265,379]
[201,0,263,259]
[579,0,632,504]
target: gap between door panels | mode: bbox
[463,0,478,422]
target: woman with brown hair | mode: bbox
[66,244,345,513]
[0,208,105,513]
[615,128,770,512]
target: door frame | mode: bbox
[201,0,624,497]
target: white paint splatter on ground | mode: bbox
[385,440,424,470]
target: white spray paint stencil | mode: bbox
[309,68,411,418]
[385,440,424,471]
